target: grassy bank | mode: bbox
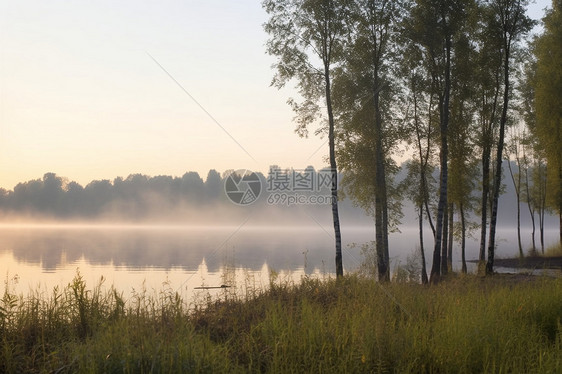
[490,242,562,270]
[1,272,561,373]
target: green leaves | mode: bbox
[263,0,347,127]
[534,0,562,216]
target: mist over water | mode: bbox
[0,223,361,297]
[1,160,560,298]
[1,221,559,298]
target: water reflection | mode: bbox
[0,225,369,273]
[0,224,559,297]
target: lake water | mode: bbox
[0,223,559,300]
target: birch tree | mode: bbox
[263,0,348,276]
[486,0,533,274]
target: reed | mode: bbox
[1,271,560,373]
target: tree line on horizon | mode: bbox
[0,171,225,218]
[263,0,562,282]
[0,167,347,219]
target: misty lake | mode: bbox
[1,224,560,300]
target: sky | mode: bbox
[0,0,552,190]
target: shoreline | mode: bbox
[468,255,562,270]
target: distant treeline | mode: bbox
[0,164,557,226]
[0,168,339,219]
[0,170,230,218]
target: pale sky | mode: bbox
[0,0,551,189]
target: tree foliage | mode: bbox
[263,0,348,276]
[534,0,562,244]
[334,0,405,281]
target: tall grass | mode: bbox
[545,242,562,257]
[1,271,560,373]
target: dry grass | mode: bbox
[1,271,561,373]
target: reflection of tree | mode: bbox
[1,228,346,273]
